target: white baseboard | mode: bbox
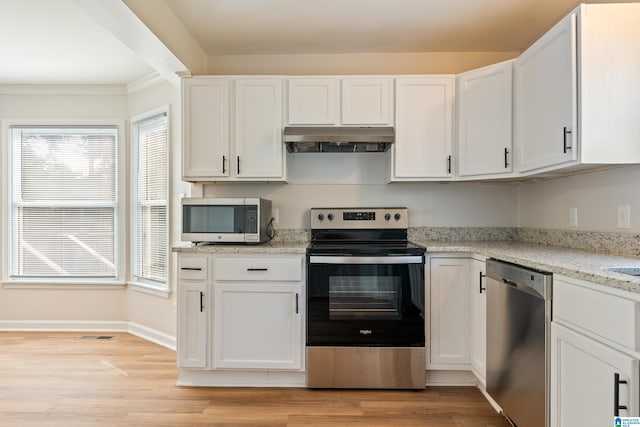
[425,369,479,386]
[0,320,176,351]
[127,322,176,351]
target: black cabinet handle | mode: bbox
[614,373,628,416]
[504,147,509,168]
[237,156,240,174]
[247,268,268,272]
[295,293,299,314]
[479,272,487,294]
[222,155,226,174]
[199,291,204,312]
[447,155,452,174]
[563,127,572,153]
[181,267,202,271]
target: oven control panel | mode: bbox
[311,207,408,229]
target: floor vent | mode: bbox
[77,336,114,340]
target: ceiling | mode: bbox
[0,0,153,86]
[0,0,638,86]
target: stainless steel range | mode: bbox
[305,207,426,389]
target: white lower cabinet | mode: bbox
[428,255,470,369]
[176,252,305,386]
[213,282,302,370]
[551,275,640,426]
[551,323,638,427]
[469,257,487,384]
[177,254,210,369]
[177,282,209,369]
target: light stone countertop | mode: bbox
[172,240,640,295]
[172,241,308,254]
[415,240,640,295]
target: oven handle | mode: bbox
[309,256,423,265]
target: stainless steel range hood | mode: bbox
[283,126,395,153]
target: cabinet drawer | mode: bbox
[214,256,302,282]
[554,277,640,351]
[178,256,209,281]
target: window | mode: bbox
[9,126,119,280]
[132,112,168,289]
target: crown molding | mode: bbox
[0,84,128,96]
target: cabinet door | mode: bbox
[213,283,302,370]
[393,76,454,180]
[515,13,578,173]
[182,78,230,180]
[287,77,339,125]
[429,257,470,367]
[551,323,639,427]
[457,61,513,177]
[341,77,393,125]
[469,258,487,384]
[177,282,209,369]
[234,78,285,179]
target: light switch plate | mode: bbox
[617,205,631,229]
[569,207,578,227]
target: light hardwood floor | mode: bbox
[0,332,509,426]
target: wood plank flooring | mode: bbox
[0,332,509,426]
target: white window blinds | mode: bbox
[132,113,168,287]
[10,126,118,279]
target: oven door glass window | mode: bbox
[329,276,400,320]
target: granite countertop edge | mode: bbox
[416,240,640,295]
[172,240,640,295]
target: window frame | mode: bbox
[2,119,126,286]
[130,107,170,293]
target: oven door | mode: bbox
[307,255,425,347]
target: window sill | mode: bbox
[2,281,127,290]
[128,281,172,298]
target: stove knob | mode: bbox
[394,213,401,221]
[317,213,324,221]
[384,213,391,221]
[327,213,334,221]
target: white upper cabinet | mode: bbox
[181,76,286,182]
[286,76,392,126]
[234,78,285,179]
[341,77,393,125]
[286,78,339,125]
[457,61,513,178]
[392,76,454,181]
[182,77,230,180]
[515,3,640,174]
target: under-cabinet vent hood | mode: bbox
[283,126,395,153]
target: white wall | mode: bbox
[202,181,519,229]
[0,90,128,323]
[126,80,187,339]
[518,165,640,233]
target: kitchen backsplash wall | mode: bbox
[199,182,520,229]
[518,165,640,233]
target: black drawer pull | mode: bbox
[614,373,628,416]
[181,267,202,271]
[199,292,204,312]
[247,268,268,272]
[563,127,572,153]
[479,272,487,294]
[295,293,299,314]
[447,155,452,174]
[222,155,226,174]
[504,147,509,168]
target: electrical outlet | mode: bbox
[569,207,578,227]
[617,205,631,229]
[272,208,279,224]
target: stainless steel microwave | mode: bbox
[181,198,272,244]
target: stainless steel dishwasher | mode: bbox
[486,259,552,427]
